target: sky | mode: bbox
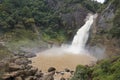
[96,0,105,3]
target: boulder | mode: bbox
[1,75,15,80]
[70,71,74,75]
[25,76,34,80]
[15,76,23,80]
[60,72,64,76]
[48,67,56,72]
[8,63,22,72]
[28,67,38,76]
[10,56,21,62]
[24,53,36,58]
[1,72,19,80]
[42,71,55,80]
[15,58,31,65]
[1,73,11,80]
[25,65,33,70]
[60,77,66,80]
[64,68,70,72]
[0,61,9,69]
[35,71,44,78]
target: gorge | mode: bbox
[0,0,120,80]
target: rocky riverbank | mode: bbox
[0,53,76,80]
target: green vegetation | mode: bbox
[0,0,120,80]
[0,44,12,60]
[0,0,101,43]
[71,65,92,80]
[0,0,65,42]
[109,0,120,38]
[71,56,120,80]
[100,0,120,39]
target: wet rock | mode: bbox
[15,58,31,65]
[66,78,70,80]
[1,75,15,80]
[9,56,20,63]
[25,76,34,80]
[55,71,60,74]
[25,65,33,70]
[1,74,11,80]
[64,68,70,72]
[28,67,38,76]
[60,77,66,80]
[16,53,25,57]
[35,71,44,78]
[70,71,74,75]
[42,71,55,80]
[22,69,30,77]
[60,72,64,76]
[14,70,26,76]
[24,53,36,58]
[0,61,8,68]
[15,76,23,80]
[8,63,22,72]
[33,76,37,80]
[1,72,20,80]
[0,41,5,46]
[48,67,56,72]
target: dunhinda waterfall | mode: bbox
[67,14,98,54]
[31,14,101,72]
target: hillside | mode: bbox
[90,0,120,57]
[0,0,101,54]
[0,0,101,42]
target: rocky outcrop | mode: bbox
[0,55,41,80]
[90,1,120,57]
[97,2,115,31]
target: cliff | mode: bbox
[90,0,120,57]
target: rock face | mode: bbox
[90,1,120,57]
[97,2,115,31]
[46,0,89,40]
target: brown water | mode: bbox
[30,53,96,72]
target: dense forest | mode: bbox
[0,0,120,42]
[0,0,101,42]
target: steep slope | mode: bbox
[0,0,101,42]
[0,0,101,54]
[90,0,120,57]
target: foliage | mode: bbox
[71,56,120,80]
[99,0,120,39]
[71,65,92,80]
[81,0,101,13]
[0,0,101,42]
[109,2,120,38]
[0,0,64,42]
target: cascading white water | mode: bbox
[67,14,97,54]
[31,14,99,73]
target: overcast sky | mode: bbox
[96,0,105,3]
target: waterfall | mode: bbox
[31,14,100,72]
[67,14,97,54]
